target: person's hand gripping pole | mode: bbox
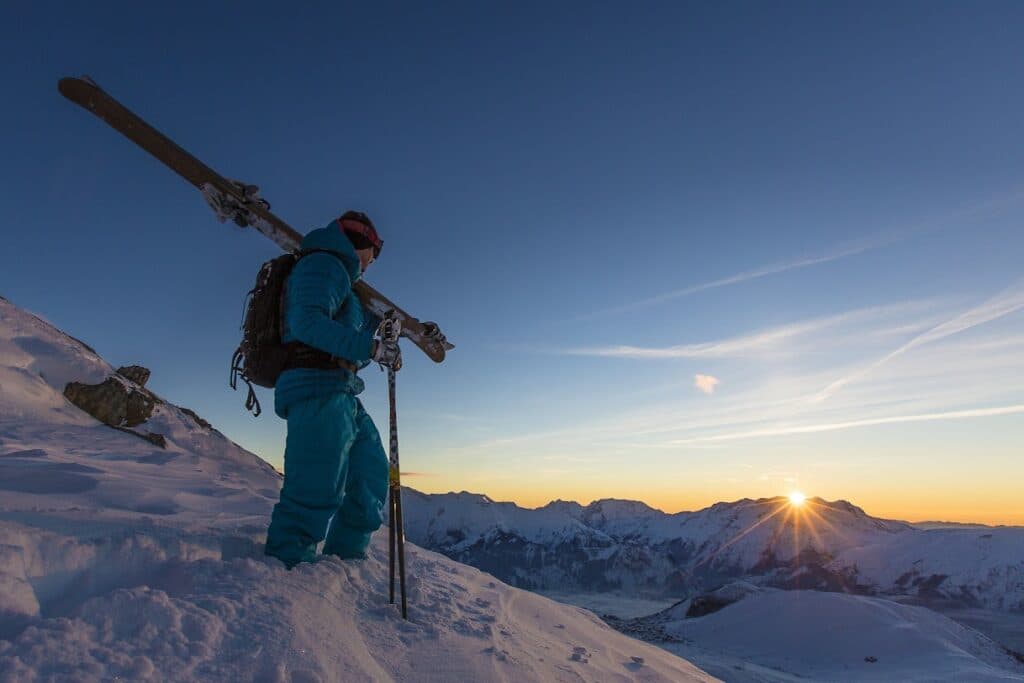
[373,311,403,371]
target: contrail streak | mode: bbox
[567,301,934,359]
[668,404,1024,444]
[576,242,875,321]
[815,278,1024,401]
[575,185,1024,322]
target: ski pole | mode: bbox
[387,364,408,619]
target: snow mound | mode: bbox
[0,296,715,682]
[656,590,1024,682]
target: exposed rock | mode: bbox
[62,369,175,450]
[64,378,131,426]
[116,365,151,387]
[64,376,156,428]
[685,594,735,618]
[125,389,156,427]
[142,432,167,448]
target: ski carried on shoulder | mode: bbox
[57,75,451,363]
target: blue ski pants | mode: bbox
[265,393,389,568]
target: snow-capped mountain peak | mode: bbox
[403,490,1024,612]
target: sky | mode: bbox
[1,2,1022,524]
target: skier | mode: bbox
[264,211,402,569]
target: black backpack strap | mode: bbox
[229,345,262,417]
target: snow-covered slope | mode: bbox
[0,296,714,682]
[404,490,1024,611]
[619,585,1024,682]
[0,296,282,525]
[0,530,716,682]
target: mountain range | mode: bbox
[402,489,1024,612]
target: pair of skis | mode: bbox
[57,76,434,619]
[57,76,451,364]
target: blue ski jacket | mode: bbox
[273,222,380,418]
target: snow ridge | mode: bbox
[403,491,1024,611]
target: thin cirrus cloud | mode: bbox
[574,241,876,321]
[565,300,940,359]
[486,323,1023,455]
[572,187,1024,323]
[814,278,1024,402]
[667,404,1024,445]
[448,341,1021,458]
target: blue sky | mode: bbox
[1,2,1022,522]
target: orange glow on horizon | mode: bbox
[409,478,1024,527]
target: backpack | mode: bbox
[229,249,335,416]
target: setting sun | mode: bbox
[789,491,807,506]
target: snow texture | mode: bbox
[0,296,714,682]
[650,586,1024,682]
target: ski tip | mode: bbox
[57,75,101,98]
[58,76,86,99]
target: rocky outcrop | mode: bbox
[64,376,156,428]
[63,368,167,448]
[115,365,151,387]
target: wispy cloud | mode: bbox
[669,404,1024,445]
[576,241,877,321]
[455,327,1024,458]
[815,278,1024,401]
[694,374,720,394]
[571,187,1024,323]
[573,187,1024,325]
[566,300,940,359]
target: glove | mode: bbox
[378,314,402,344]
[373,314,403,370]
[372,338,403,371]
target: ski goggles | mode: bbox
[338,218,383,258]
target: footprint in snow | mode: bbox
[569,646,589,663]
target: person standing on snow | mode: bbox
[265,211,402,569]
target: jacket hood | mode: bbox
[300,222,363,281]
